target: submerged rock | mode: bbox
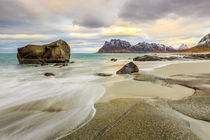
[116,62,139,74]
[44,73,55,77]
[133,55,161,61]
[96,73,112,77]
[17,40,70,64]
[184,54,210,59]
[133,55,177,61]
[41,62,48,66]
[110,58,117,62]
[54,63,68,67]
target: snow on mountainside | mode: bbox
[178,44,189,50]
[198,33,210,46]
[97,39,176,53]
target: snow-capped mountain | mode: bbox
[97,39,176,53]
[198,33,210,47]
[178,44,189,50]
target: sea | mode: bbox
[0,53,194,140]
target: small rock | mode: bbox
[41,62,48,66]
[111,58,117,62]
[62,63,68,66]
[116,62,139,74]
[133,55,177,61]
[54,63,68,67]
[44,73,55,77]
[96,73,112,77]
[54,63,61,66]
[133,55,161,61]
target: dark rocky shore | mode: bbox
[133,54,210,62]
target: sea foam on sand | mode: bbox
[0,64,105,140]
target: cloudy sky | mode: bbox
[0,0,210,53]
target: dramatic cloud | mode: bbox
[0,0,124,30]
[72,0,126,28]
[120,0,210,22]
[0,0,209,53]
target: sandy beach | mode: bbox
[61,60,210,140]
[1,53,210,140]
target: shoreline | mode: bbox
[1,53,210,140]
[61,60,210,140]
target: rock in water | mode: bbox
[17,40,70,64]
[117,62,139,74]
[110,58,117,62]
[133,55,161,61]
[96,73,113,77]
[44,73,55,77]
[133,55,178,61]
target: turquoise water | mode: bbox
[1,53,156,140]
[0,53,180,140]
[0,53,153,65]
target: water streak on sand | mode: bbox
[1,53,210,140]
[0,59,105,140]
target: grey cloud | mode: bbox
[72,0,125,28]
[119,0,210,22]
[0,0,35,27]
[73,13,114,28]
[0,0,124,31]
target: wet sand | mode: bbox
[61,61,210,140]
[61,98,201,140]
[149,61,210,79]
[100,80,194,102]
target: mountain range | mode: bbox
[176,33,210,53]
[178,44,189,50]
[98,33,210,53]
[97,39,175,53]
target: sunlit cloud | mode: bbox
[0,34,53,41]
[102,21,147,38]
[161,38,198,48]
[0,47,17,50]
[69,33,99,39]
[68,43,89,47]
[72,47,100,52]
[0,0,210,53]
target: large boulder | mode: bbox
[116,62,139,74]
[17,40,70,64]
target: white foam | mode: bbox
[0,64,105,140]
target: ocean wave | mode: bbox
[0,64,105,140]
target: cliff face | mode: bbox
[98,39,176,53]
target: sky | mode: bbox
[0,0,210,53]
